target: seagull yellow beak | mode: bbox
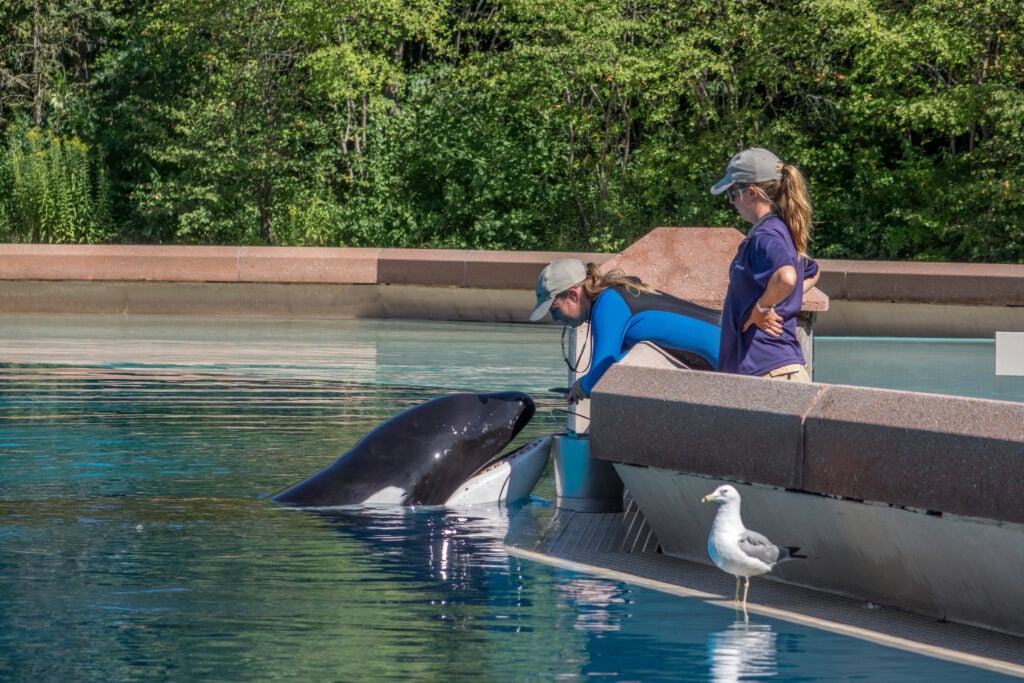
[701,494,714,503]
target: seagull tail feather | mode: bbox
[779,546,807,561]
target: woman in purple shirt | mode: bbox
[710,148,821,380]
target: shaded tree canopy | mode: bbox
[1,0,1022,262]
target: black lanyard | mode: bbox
[560,323,592,374]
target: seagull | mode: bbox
[701,484,806,608]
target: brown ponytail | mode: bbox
[754,164,813,257]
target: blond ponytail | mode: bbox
[752,164,812,257]
[580,262,658,300]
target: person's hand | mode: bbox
[742,305,783,337]
[567,379,588,405]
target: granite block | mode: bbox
[600,227,740,310]
[237,246,379,283]
[803,385,1024,523]
[818,259,1024,306]
[0,244,240,282]
[601,226,828,313]
[590,363,825,489]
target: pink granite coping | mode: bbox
[590,361,1024,524]
[590,366,822,489]
[599,225,829,311]
[0,244,613,289]
[818,259,1024,306]
[0,240,1021,308]
[600,227,742,310]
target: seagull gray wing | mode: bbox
[737,530,781,565]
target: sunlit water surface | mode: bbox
[815,336,1023,402]
[1,315,1016,681]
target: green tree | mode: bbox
[3,0,1022,260]
[0,0,116,128]
[120,0,332,244]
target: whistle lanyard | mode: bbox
[560,322,592,375]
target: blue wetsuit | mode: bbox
[579,285,721,396]
[718,215,819,375]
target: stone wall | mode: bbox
[590,360,1024,525]
[1,238,1023,335]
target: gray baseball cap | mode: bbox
[529,259,587,321]
[710,148,784,195]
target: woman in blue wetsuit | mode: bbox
[529,258,720,404]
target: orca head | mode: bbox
[478,390,535,438]
[400,391,536,506]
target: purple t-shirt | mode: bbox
[717,216,819,375]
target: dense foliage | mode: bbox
[1,0,1021,261]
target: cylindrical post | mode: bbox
[551,433,623,512]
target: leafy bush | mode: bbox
[0,123,111,243]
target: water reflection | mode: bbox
[558,577,629,634]
[309,504,518,585]
[0,314,566,394]
[815,337,1024,403]
[708,620,778,682]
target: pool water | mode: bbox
[1,315,1017,681]
[815,336,1024,403]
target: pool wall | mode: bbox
[0,243,605,321]
[1,239,1022,337]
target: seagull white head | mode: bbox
[701,484,740,505]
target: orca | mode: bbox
[272,391,546,507]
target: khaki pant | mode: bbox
[761,363,810,382]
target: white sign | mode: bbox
[995,332,1024,376]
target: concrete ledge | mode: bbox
[0,245,614,320]
[804,386,1024,523]
[1,241,1023,334]
[2,243,1023,308]
[591,351,1024,635]
[590,348,1024,524]
[0,281,541,321]
[590,365,824,489]
[817,259,1024,306]
[0,243,612,288]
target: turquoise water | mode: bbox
[815,336,1024,403]
[1,315,1017,681]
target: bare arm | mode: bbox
[742,265,796,335]
[803,269,820,293]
